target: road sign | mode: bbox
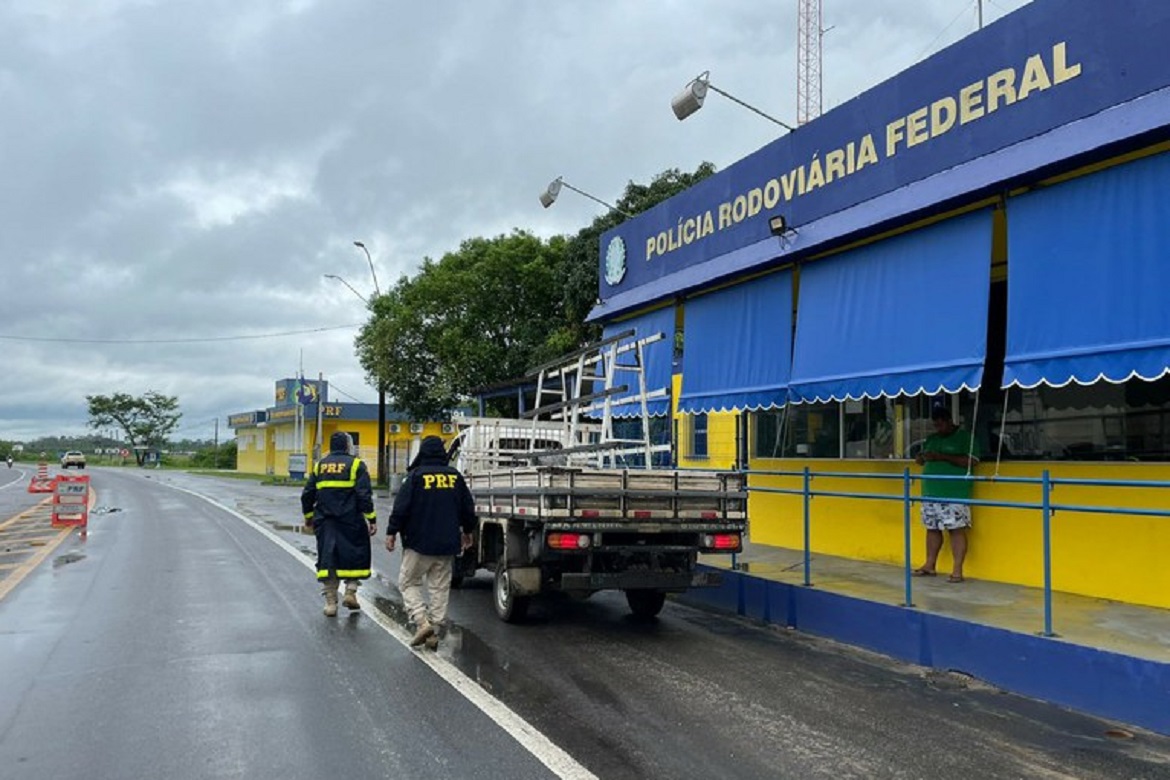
[52,474,91,527]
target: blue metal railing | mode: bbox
[743,466,1170,637]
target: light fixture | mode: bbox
[352,240,381,297]
[323,273,368,304]
[768,213,798,245]
[672,71,795,131]
[539,176,632,218]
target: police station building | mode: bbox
[591,0,1170,611]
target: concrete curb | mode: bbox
[678,564,1170,736]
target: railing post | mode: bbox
[802,466,812,587]
[1041,469,1055,637]
[903,467,914,608]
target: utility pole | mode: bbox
[978,0,984,30]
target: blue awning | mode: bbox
[601,306,676,418]
[1003,151,1170,388]
[789,210,992,402]
[677,271,793,414]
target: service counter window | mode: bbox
[993,377,1170,461]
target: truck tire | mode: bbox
[625,589,666,619]
[493,562,529,623]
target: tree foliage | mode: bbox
[556,162,717,349]
[356,231,566,419]
[355,164,717,420]
[86,391,181,465]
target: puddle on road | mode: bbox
[53,552,86,567]
[366,591,558,710]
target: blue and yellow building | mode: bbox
[593,0,1170,611]
[228,378,454,480]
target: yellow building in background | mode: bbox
[229,378,455,481]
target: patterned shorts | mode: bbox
[921,501,972,531]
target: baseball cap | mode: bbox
[930,402,952,421]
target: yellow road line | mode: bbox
[0,527,73,602]
[0,486,99,602]
[0,498,54,531]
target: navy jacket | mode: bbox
[387,437,476,556]
[301,448,376,579]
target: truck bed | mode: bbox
[466,466,747,522]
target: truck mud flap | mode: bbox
[559,570,720,591]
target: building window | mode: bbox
[991,377,1170,461]
[691,413,709,458]
[746,376,1170,462]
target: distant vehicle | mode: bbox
[60,451,87,469]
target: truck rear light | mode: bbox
[581,509,600,518]
[701,533,741,551]
[633,510,652,519]
[547,532,591,550]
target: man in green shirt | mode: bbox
[913,402,979,583]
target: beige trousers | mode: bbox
[398,548,453,627]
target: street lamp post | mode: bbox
[353,241,381,297]
[352,241,387,492]
[323,271,387,489]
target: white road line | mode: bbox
[164,481,598,780]
[0,468,28,491]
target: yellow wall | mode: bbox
[234,420,455,480]
[747,457,1170,610]
[673,374,740,470]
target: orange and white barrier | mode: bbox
[51,474,91,527]
[27,460,55,493]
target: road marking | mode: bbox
[0,498,53,531]
[0,488,98,603]
[0,468,29,491]
[165,482,598,780]
[0,526,72,602]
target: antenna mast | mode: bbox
[797,0,824,125]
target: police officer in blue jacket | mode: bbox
[386,436,476,647]
[301,432,377,616]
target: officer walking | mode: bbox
[386,436,476,648]
[301,432,377,616]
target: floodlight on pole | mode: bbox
[671,71,795,131]
[539,176,632,218]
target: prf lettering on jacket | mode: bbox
[319,462,348,475]
[422,473,458,489]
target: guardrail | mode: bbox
[745,467,1170,637]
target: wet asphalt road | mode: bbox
[3,467,1170,779]
[0,467,557,780]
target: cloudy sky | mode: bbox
[0,0,1032,443]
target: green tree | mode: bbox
[554,162,717,351]
[86,391,181,466]
[356,231,566,420]
[356,165,716,420]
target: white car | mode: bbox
[60,451,87,469]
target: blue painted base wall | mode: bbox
[679,565,1170,736]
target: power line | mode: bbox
[327,383,372,404]
[0,324,361,345]
[916,0,979,62]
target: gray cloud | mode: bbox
[0,0,1031,441]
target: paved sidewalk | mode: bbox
[703,541,1170,663]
